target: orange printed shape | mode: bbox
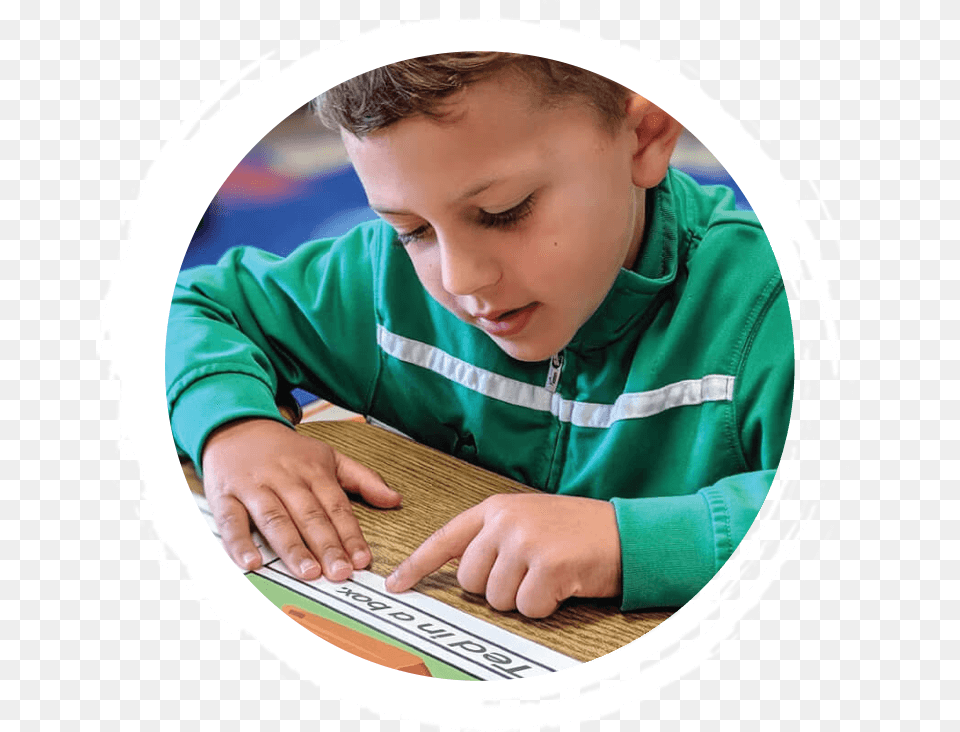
[283,605,433,677]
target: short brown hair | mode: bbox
[313,52,631,137]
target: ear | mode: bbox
[624,94,684,189]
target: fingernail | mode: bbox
[331,559,351,579]
[241,551,259,568]
[299,558,319,576]
[385,573,399,592]
[351,550,369,567]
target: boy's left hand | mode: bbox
[385,494,622,618]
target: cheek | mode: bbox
[407,249,453,304]
[534,197,627,275]
[407,248,437,287]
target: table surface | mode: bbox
[182,420,673,663]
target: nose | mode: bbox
[437,231,501,297]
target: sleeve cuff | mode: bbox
[611,492,720,611]
[169,373,292,470]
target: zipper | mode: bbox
[544,349,567,493]
[544,350,564,393]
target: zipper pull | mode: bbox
[545,351,564,393]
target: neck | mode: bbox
[621,187,646,271]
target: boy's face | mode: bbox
[343,73,645,363]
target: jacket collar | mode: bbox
[566,170,683,353]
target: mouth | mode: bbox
[472,302,540,337]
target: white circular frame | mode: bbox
[115,19,815,728]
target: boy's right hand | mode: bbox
[200,418,402,581]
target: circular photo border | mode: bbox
[116,19,816,727]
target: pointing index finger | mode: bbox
[385,506,484,593]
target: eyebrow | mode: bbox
[370,178,500,216]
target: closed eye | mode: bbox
[391,192,537,247]
[477,192,536,229]
[395,224,431,246]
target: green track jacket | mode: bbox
[166,168,794,611]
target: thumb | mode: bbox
[335,452,402,508]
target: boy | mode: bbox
[167,52,793,618]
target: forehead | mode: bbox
[341,77,607,207]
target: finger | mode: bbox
[456,532,498,595]
[335,452,402,508]
[515,569,562,619]
[211,494,262,571]
[277,481,355,582]
[308,474,372,571]
[386,507,485,593]
[246,488,322,581]
[484,556,528,613]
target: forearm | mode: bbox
[166,227,385,464]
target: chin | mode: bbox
[491,336,561,364]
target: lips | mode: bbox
[472,302,540,337]
[475,305,525,321]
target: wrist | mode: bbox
[201,416,292,469]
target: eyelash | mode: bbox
[393,193,537,247]
[477,192,537,230]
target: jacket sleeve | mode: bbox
[611,284,794,610]
[165,221,386,469]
